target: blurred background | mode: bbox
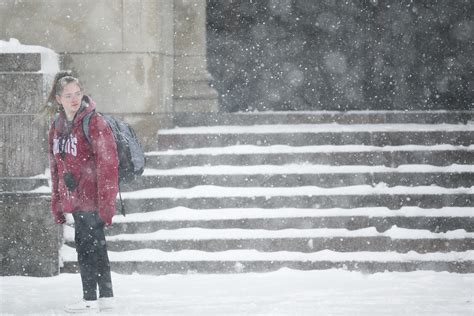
[207,0,473,111]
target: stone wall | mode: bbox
[0,53,47,177]
[1,0,218,150]
[174,0,218,113]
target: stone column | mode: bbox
[173,0,219,113]
[0,53,46,177]
[0,52,60,276]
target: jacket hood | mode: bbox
[74,95,96,123]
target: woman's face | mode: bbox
[56,82,83,120]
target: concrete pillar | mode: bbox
[0,53,46,177]
[0,52,60,276]
[173,0,219,113]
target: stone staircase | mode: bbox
[61,111,474,274]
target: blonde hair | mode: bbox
[41,71,82,117]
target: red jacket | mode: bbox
[49,96,119,225]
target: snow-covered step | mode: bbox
[172,110,473,126]
[60,246,474,274]
[157,124,474,149]
[64,225,474,253]
[112,206,474,221]
[105,207,474,235]
[122,185,473,199]
[146,144,474,169]
[120,185,473,213]
[61,246,474,264]
[161,124,474,135]
[120,164,474,190]
[59,111,474,275]
[142,164,474,175]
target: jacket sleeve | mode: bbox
[89,114,119,225]
[48,124,65,224]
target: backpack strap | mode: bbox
[82,110,96,145]
[118,181,126,217]
[82,110,127,217]
[54,111,94,145]
[52,115,57,129]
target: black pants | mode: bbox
[73,211,113,301]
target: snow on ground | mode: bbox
[1,269,473,315]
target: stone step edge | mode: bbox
[106,207,474,223]
[142,164,474,176]
[157,123,474,135]
[172,111,474,127]
[61,260,474,274]
[60,245,474,263]
[146,144,473,156]
[176,110,474,119]
[213,110,472,114]
[63,225,474,242]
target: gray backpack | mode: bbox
[83,111,145,216]
[82,110,145,184]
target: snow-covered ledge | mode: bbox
[0,38,59,178]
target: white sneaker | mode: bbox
[65,299,99,313]
[99,297,115,311]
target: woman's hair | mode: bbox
[41,70,82,117]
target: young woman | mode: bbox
[44,71,118,313]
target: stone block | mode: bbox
[1,0,174,55]
[0,0,122,53]
[173,0,207,55]
[122,0,174,54]
[0,53,41,72]
[0,73,43,114]
[0,193,60,277]
[0,177,48,192]
[0,114,48,177]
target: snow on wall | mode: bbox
[0,38,59,95]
